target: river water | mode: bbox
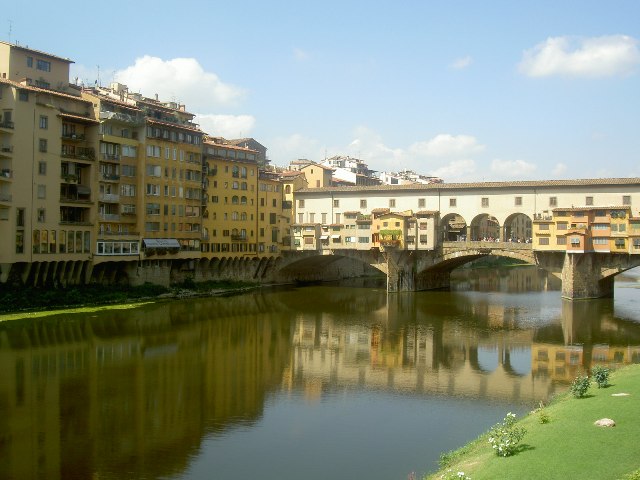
[1,267,639,480]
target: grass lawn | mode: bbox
[428,365,640,480]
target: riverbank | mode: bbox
[425,364,640,480]
[0,279,260,316]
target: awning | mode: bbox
[331,235,341,239]
[143,238,181,249]
[320,235,329,240]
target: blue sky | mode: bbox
[5,0,640,181]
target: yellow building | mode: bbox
[258,171,283,256]
[299,162,333,188]
[82,85,145,262]
[0,43,99,284]
[135,95,204,260]
[201,139,259,257]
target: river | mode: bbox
[1,266,639,480]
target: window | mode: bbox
[539,237,549,245]
[481,197,489,207]
[37,208,45,222]
[538,224,550,230]
[36,59,51,72]
[146,184,160,196]
[418,198,426,208]
[16,208,25,227]
[557,222,568,230]
[15,231,24,254]
[556,236,566,245]
[389,199,396,208]
[515,196,522,206]
[333,199,340,208]
[27,56,33,67]
[449,198,456,207]
[270,213,277,224]
[586,196,593,206]
[309,213,315,223]
[38,161,46,175]
[39,115,48,129]
[298,199,305,208]
[570,237,581,245]
[360,199,367,209]
[549,197,557,207]
[37,185,46,199]
[19,90,29,102]
[623,195,631,206]
[39,139,47,152]
[593,238,608,245]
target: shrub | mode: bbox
[591,365,610,388]
[538,410,550,424]
[487,412,526,457]
[439,469,472,480]
[570,374,591,398]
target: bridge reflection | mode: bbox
[0,277,639,478]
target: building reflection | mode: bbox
[0,295,292,480]
[0,271,638,479]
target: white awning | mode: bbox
[320,235,329,240]
[143,238,181,249]
[331,235,341,239]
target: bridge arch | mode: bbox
[439,213,468,241]
[502,212,533,243]
[469,213,500,241]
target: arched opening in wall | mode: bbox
[503,213,533,243]
[440,213,468,241]
[470,214,500,241]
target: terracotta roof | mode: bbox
[415,210,438,216]
[203,140,258,153]
[552,206,630,212]
[371,208,391,213]
[57,112,99,124]
[1,41,73,63]
[0,78,91,103]
[297,177,640,194]
[147,117,202,133]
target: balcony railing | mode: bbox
[99,193,120,203]
[100,213,121,221]
[231,234,247,241]
[61,174,79,183]
[0,192,12,202]
[0,145,13,155]
[0,120,14,129]
[61,148,95,161]
[101,153,120,162]
[60,196,92,204]
[62,133,86,141]
[100,173,120,182]
[0,169,13,179]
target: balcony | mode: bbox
[101,153,121,162]
[100,213,121,221]
[99,110,144,125]
[100,173,120,182]
[0,120,14,130]
[61,174,79,184]
[0,192,11,203]
[61,147,95,161]
[99,193,120,203]
[62,133,86,141]
[0,145,13,157]
[231,234,247,242]
[0,169,13,180]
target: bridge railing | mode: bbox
[442,240,533,250]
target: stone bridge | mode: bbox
[268,241,640,300]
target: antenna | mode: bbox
[8,20,12,43]
[96,65,100,87]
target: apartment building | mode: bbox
[0,45,98,279]
[201,138,259,256]
[257,170,284,255]
[532,206,640,254]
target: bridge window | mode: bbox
[514,196,522,206]
[481,198,489,207]
[449,198,456,207]
[298,199,305,208]
[615,239,626,247]
[570,237,581,245]
[418,198,426,208]
[623,195,631,205]
[557,222,568,230]
[594,238,608,245]
[586,196,594,206]
[539,237,549,245]
[389,199,396,208]
[360,199,367,209]
[633,239,640,249]
[420,235,428,244]
[309,213,315,223]
[333,199,340,208]
[556,236,566,245]
[549,197,558,207]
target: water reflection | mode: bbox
[0,268,639,479]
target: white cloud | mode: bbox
[269,134,322,165]
[432,159,477,181]
[409,134,485,157]
[519,35,640,78]
[196,114,255,138]
[450,55,473,69]
[114,56,246,111]
[552,163,568,177]
[490,159,537,177]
